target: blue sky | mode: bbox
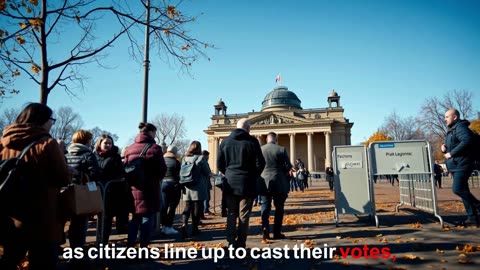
[3,0,480,148]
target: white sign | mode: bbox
[336,152,363,169]
[370,141,430,175]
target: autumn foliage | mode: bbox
[362,130,393,147]
[470,119,480,134]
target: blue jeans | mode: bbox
[451,169,480,218]
[290,178,298,191]
[204,190,211,213]
[128,214,155,247]
[260,193,288,235]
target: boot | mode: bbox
[192,215,201,236]
[179,225,188,238]
[262,227,270,241]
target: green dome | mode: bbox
[261,86,302,111]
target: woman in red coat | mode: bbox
[124,122,166,247]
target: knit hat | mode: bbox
[167,145,178,155]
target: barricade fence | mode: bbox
[396,173,438,214]
[369,140,443,228]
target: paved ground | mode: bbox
[57,176,480,270]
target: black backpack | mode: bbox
[469,129,480,170]
[124,143,153,189]
[179,155,200,187]
[0,139,40,214]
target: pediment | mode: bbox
[250,112,309,126]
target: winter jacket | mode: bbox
[66,143,101,184]
[260,142,291,195]
[217,128,266,197]
[124,133,166,214]
[95,146,124,183]
[0,124,70,242]
[96,146,130,215]
[182,155,211,201]
[163,152,180,182]
[445,119,474,172]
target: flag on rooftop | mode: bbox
[275,73,281,83]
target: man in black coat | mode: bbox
[442,108,479,226]
[260,132,291,240]
[217,118,265,248]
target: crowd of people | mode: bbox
[1,103,478,269]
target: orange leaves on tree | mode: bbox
[470,120,480,134]
[362,130,392,146]
[30,64,40,74]
[181,44,190,51]
[29,0,38,5]
[29,18,43,31]
[0,0,6,12]
[20,23,27,29]
[167,6,179,19]
[16,35,26,45]
[12,70,21,77]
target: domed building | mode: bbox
[204,86,353,172]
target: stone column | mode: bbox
[324,131,331,168]
[289,133,296,165]
[307,132,313,171]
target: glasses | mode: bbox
[50,117,56,124]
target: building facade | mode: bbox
[204,86,353,173]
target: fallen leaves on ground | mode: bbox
[402,254,423,260]
[304,239,315,248]
[409,222,422,228]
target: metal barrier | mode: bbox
[470,170,479,188]
[95,178,126,246]
[396,173,438,215]
[369,140,443,228]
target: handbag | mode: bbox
[60,174,103,216]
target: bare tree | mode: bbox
[151,112,188,150]
[50,106,83,144]
[0,107,21,135]
[417,89,475,141]
[89,126,119,147]
[0,0,211,104]
[381,111,425,141]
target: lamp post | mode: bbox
[142,0,151,123]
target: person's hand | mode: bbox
[441,144,447,153]
[444,152,452,159]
